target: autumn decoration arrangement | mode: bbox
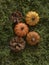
[10,11,40,52]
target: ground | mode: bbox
[0,0,49,65]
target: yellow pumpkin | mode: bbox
[26,11,40,26]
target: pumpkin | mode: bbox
[14,23,29,37]
[25,11,40,26]
[26,31,40,45]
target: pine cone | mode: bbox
[10,37,26,52]
[11,11,23,23]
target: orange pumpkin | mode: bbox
[14,23,29,37]
[26,31,40,45]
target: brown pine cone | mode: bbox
[11,11,23,23]
[10,37,26,52]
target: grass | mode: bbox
[0,0,49,65]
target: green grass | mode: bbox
[0,0,49,65]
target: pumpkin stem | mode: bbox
[31,37,35,42]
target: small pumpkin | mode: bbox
[25,11,40,26]
[26,31,40,45]
[14,23,29,37]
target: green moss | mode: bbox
[0,0,49,65]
